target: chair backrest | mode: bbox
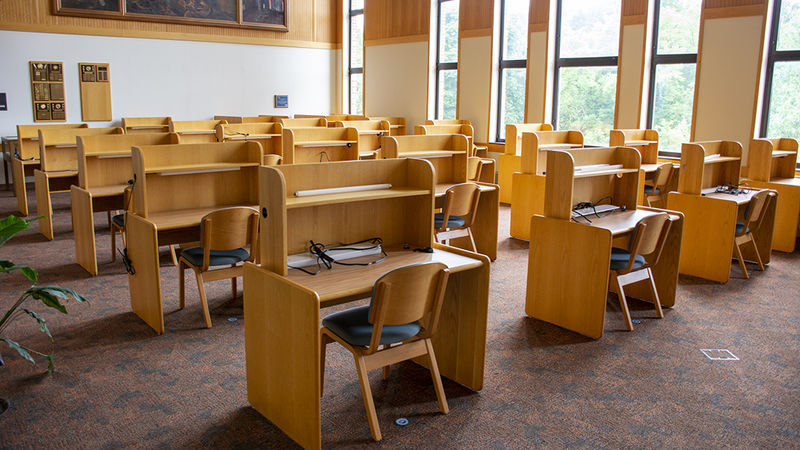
[652,163,673,188]
[741,190,773,234]
[627,213,671,271]
[367,262,450,351]
[467,157,487,181]
[199,207,259,269]
[440,183,481,229]
[263,154,282,166]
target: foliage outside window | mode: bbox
[647,0,700,154]
[495,0,529,141]
[553,0,620,146]
[762,0,800,146]
[349,0,364,115]
[436,0,460,120]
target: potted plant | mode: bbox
[0,215,87,415]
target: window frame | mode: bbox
[435,0,459,120]
[348,0,364,115]
[645,0,699,157]
[551,0,619,146]
[495,0,529,142]
[760,0,800,146]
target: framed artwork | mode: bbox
[274,95,289,108]
[53,0,287,31]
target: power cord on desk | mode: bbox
[714,184,747,195]
[288,237,387,276]
[571,196,619,224]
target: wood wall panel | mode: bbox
[704,0,764,8]
[364,0,430,42]
[0,0,337,47]
[529,0,550,25]
[461,0,494,32]
[622,0,648,17]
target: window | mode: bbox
[553,0,620,146]
[349,0,364,114]
[647,0,701,154]
[761,0,800,143]
[435,0,460,120]
[496,0,529,141]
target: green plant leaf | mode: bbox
[46,352,55,374]
[0,260,13,270]
[0,338,35,364]
[0,215,32,248]
[26,288,67,314]
[22,308,52,339]
[20,267,39,282]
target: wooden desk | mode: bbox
[509,131,584,240]
[667,141,776,282]
[71,133,179,275]
[498,124,555,204]
[383,134,498,260]
[329,119,390,159]
[744,138,799,252]
[12,123,88,215]
[34,127,123,239]
[216,122,282,163]
[122,117,171,134]
[282,127,359,164]
[168,120,226,143]
[126,141,263,334]
[280,117,328,128]
[368,116,406,135]
[526,148,683,338]
[415,123,486,157]
[244,159,489,449]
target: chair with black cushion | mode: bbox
[434,183,481,252]
[609,213,671,331]
[178,206,259,328]
[644,163,673,207]
[320,262,451,441]
[734,190,774,279]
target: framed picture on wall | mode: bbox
[274,95,289,108]
[52,0,287,31]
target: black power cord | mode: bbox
[288,238,386,276]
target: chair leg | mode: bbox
[466,228,477,253]
[231,264,237,299]
[195,271,212,328]
[424,339,449,414]
[111,226,117,262]
[646,268,664,319]
[106,210,112,229]
[179,260,186,310]
[612,275,634,331]
[169,245,179,266]
[354,354,381,441]
[645,196,653,207]
[381,344,391,380]
[749,236,765,271]
[320,333,331,396]
[734,241,749,279]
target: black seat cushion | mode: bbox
[609,248,646,271]
[434,212,466,229]
[181,247,249,267]
[643,185,660,195]
[735,222,748,234]
[112,214,125,228]
[322,305,421,347]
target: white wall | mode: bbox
[0,30,336,135]
[364,41,429,128]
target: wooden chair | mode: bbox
[263,154,282,166]
[734,190,774,279]
[178,207,259,328]
[609,213,672,331]
[434,183,481,252]
[644,163,673,207]
[320,262,451,441]
[467,157,490,182]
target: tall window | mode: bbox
[647,0,700,153]
[436,0,460,119]
[553,0,620,146]
[761,0,800,142]
[349,0,364,114]
[496,0,529,141]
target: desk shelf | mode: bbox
[703,155,740,164]
[286,187,429,209]
[145,162,259,175]
[573,167,638,178]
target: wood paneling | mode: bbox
[364,0,430,43]
[705,0,764,8]
[703,0,767,19]
[0,0,337,47]
[529,0,550,32]
[622,0,648,17]
[461,0,494,32]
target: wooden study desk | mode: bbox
[122,117,171,134]
[35,127,123,239]
[71,132,180,275]
[216,122,283,163]
[168,120,226,143]
[415,123,487,157]
[282,126,359,164]
[368,116,406,135]
[666,141,776,283]
[382,134,498,260]
[329,119,390,159]
[126,141,263,334]
[744,138,799,252]
[526,148,684,339]
[509,131,584,240]
[244,159,490,449]
[499,123,554,203]
[12,123,88,216]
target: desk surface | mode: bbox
[146,203,258,230]
[286,248,482,303]
[572,209,669,236]
[86,184,127,198]
[702,188,759,205]
[642,163,660,173]
[765,177,800,187]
